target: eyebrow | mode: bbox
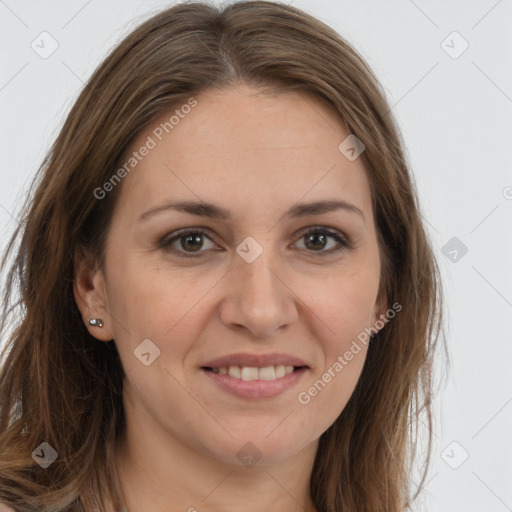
[138,198,365,223]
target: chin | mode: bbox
[204,430,311,467]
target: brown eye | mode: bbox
[304,232,328,251]
[159,229,217,257]
[179,233,205,252]
[294,228,351,255]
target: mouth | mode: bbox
[199,352,310,398]
[201,364,308,381]
[199,361,309,399]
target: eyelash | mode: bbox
[158,226,353,259]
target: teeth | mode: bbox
[212,364,296,381]
[275,365,286,378]
[241,367,259,381]
[228,366,241,379]
[259,366,276,380]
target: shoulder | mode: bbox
[0,504,15,512]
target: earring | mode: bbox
[89,318,104,328]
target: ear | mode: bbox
[371,286,389,335]
[73,245,114,342]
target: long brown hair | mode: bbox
[0,1,445,510]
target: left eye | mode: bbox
[159,227,351,258]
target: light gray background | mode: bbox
[1,1,511,510]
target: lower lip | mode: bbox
[201,367,308,399]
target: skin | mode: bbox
[74,83,387,512]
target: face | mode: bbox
[75,83,386,467]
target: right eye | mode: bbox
[159,228,219,258]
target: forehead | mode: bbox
[114,84,373,223]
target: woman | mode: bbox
[0,1,444,511]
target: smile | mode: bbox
[200,365,308,399]
[203,364,306,381]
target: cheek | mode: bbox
[105,254,221,362]
[293,265,378,417]
[304,262,380,339]
[293,281,376,436]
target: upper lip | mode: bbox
[201,352,309,369]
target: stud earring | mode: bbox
[88,318,104,328]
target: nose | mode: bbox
[219,245,298,339]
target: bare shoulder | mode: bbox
[0,504,15,512]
